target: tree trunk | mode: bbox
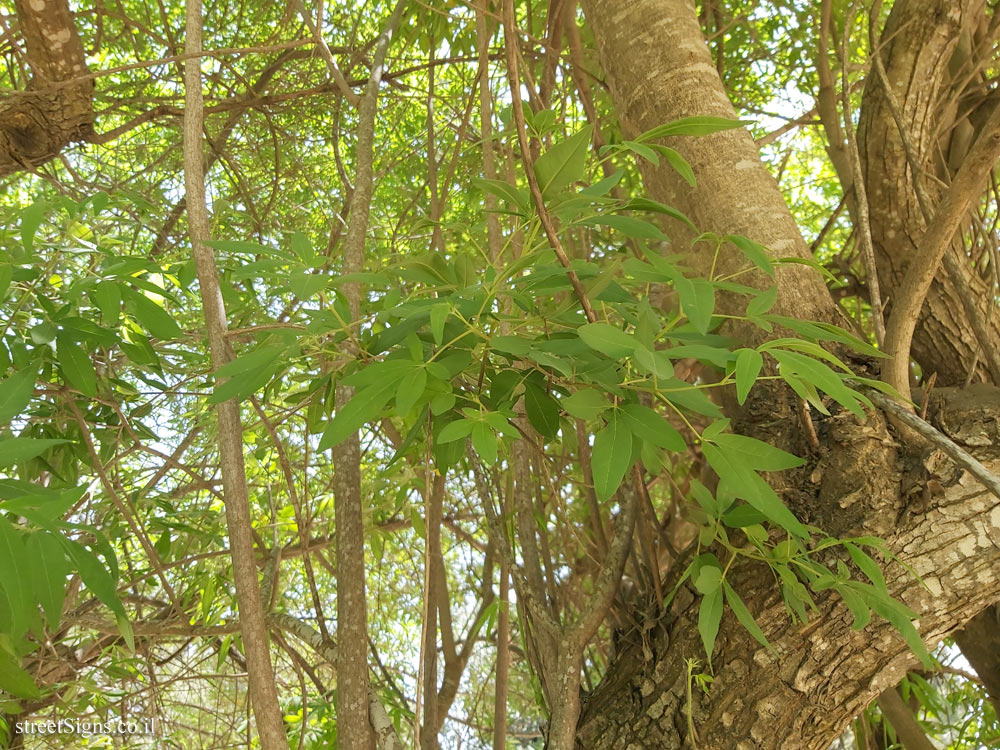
[576,387,1000,749]
[1,0,95,174]
[577,0,1000,746]
[858,0,999,388]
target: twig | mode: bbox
[501,0,596,324]
[859,385,1000,501]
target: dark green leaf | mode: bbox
[0,438,68,468]
[437,418,475,444]
[28,532,67,629]
[471,422,498,464]
[124,289,183,340]
[734,348,763,405]
[561,389,609,421]
[534,126,593,197]
[0,647,39,699]
[395,367,427,416]
[0,517,30,638]
[726,235,775,277]
[318,381,396,450]
[698,586,724,664]
[591,412,632,501]
[56,335,97,397]
[0,367,36,422]
[578,323,636,358]
[637,116,748,141]
[524,382,561,437]
[93,280,121,321]
[620,404,685,451]
[709,433,804,471]
[723,581,772,651]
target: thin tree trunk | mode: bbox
[181,2,288,747]
[330,4,406,748]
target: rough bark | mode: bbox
[858,0,999,388]
[576,0,1000,746]
[576,387,1000,749]
[582,0,840,344]
[1,0,95,175]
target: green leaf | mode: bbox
[734,348,763,405]
[0,438,68,468]
[490,335,531,356]
[124,289,183,340]
[651,145,696,186]
[623,198,697,231]
[686,279,715,334]
[578,322,636,358]
[620,404,685,451]
[561,389,610,421]
[395,367,427,416]
[581,215,669,241]
[430,303,449,345]
[0,367,36,422]
[723,581,772,651]
[318,381,397,450]
[698,586,724,665]
[618,140,660,164]
[29,322,57,345]
[21,200,46,254]
[694,564,722,594]
[289,271,327,299]
[61,539,126,620]
[772,349,870,420]
[746,287,778,317]
[844,542,887,591]
[93,280,121,321]
[702,443,808,537]
[633,346,674,379]
[207,348,285,405]
[524,382,560,438]
[534,126,593,197]
[56,335,97,397]
[0,517,31,639]
[637,115,749,141]
[835,584,871,630]
[726,235,775,277]
[0,647,39,699]
[721,503,767,527]
[472,178,529,212]
[591,412,633,501]
[215,345,287,378]
[709,433,804,471]
[471,422,498,464]
[28,532,68,629]
[437,418,475,444]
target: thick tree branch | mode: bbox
[881,104,1000,400]
[1,0,94,174]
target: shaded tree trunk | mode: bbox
[858,0,999,387]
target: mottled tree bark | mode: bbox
[2,0,94,174]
